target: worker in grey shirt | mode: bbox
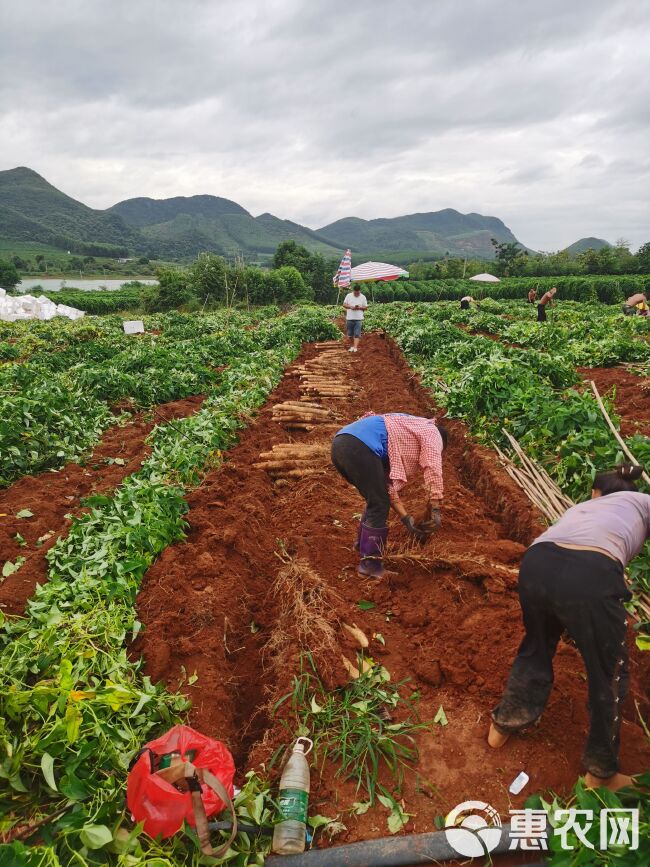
[488,464,649,792]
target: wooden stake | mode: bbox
[590,381,650,486]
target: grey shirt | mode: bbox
[532,491,650,566]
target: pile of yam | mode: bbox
[271,400,339,431]
[254,443,328,481]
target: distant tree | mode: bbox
[190,253,228,305]
[636,241,650,273]
[137,256,150,265]
[491,239,528,276]
[83,256,96,265]
[142,267,193,312]
[11,255,29,270]
[272,240,312,272]
[0,259,20,289]
[265,266,311,305]
[69,256,84,272]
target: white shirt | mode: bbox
[344,292,368,320]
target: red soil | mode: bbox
[0,394,205,615]
[578,366,650,438]
[134,334,650,853]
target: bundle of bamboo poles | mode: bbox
[494,429,573,522]
[271,400,338,431]
[495,430,650,623]
[254,443,328,481]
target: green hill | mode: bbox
[0,167,138,255]
[564,237,611,255]
[317,209,526,257]
[0,166,532,261]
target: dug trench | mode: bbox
[0,394,205,615]
[135,332,650,849]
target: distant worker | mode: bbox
[527,287,538,304]
[342,284,368,352]
[537,286,557,322]
[460,295,474,310]
[622,292,648,316]
[488,464,649,792]
[331,413,447,578]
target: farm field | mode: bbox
[0,301,648,864]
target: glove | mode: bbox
[400,515,428,541]
[419,507,441,534]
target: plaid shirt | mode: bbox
[362,413,444,500]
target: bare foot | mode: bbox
[585,772,634,792]
[488,723,510,748]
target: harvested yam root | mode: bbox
[342,622,369,648]
[341,655,361,680]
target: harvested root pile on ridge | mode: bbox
[255,442,329,484]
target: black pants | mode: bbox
[537,303,546,322]
[460,299,470,310]
[492,543,630,778]
[331,434,390,528]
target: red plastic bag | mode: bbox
[127,724,235,838]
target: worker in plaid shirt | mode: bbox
[331,412,447,578]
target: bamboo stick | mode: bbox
[590,381,650,486]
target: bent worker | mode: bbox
[622,292,648,316]
[460,295,475,310]
[488,464,649,792]
[342,284,368,352]
[537,286,556,322]
[331,413,447,578]
[527,287,537,304]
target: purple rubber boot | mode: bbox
[358,523,388,578]
[354,509,368,551]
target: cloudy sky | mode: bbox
[1,0,649,250]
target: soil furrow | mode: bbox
[579,366,650,437]
[134,334,650,849]
[0,394,205,614]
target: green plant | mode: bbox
[273,653,432,803]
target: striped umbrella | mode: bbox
[349,261,409,283]
[333,249,352,288]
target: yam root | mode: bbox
[342,622,369,648]
[341,655,360,680]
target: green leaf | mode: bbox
[16,509,34,519]
[41,752,58,791]
[308,814,336,830]
[635,633,650,651]
[352,801,372,815]
[387,809,408,834]
[310,695,323,713]
[433,705,448,726]
[357,599,376,611]
[79,824,113,850]
[373,632,385,645]
[2,557,26,578]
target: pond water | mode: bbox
[17,278,158,293]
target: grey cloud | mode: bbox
[0,0,648,249]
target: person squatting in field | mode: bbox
[489,464,650,792]
[331,413,447,578]
[537,286,557,321]
[527,287,538,304]
[342,284,368,352]
[622,292,648,316]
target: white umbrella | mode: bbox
[469,272,500,282]
[350,261,409,283]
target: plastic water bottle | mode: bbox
[272,737,313,854]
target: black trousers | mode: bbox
[492,542,630,778]
[537,303,547,322]
[331,434,390,528]
[460,299,470,310]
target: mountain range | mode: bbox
[0,166,607,262]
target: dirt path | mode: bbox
[0,394,205,614]
[578,366,650,437]
[135,334,650,849]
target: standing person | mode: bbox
[488,465,648,792]
[331,413,447,578]
[622,292,647,316]
[342,284,368,352]
[460,295,474,310]
[527,287,538,304]
[537,286,557,322]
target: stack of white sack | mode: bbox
[0,291,85,321]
